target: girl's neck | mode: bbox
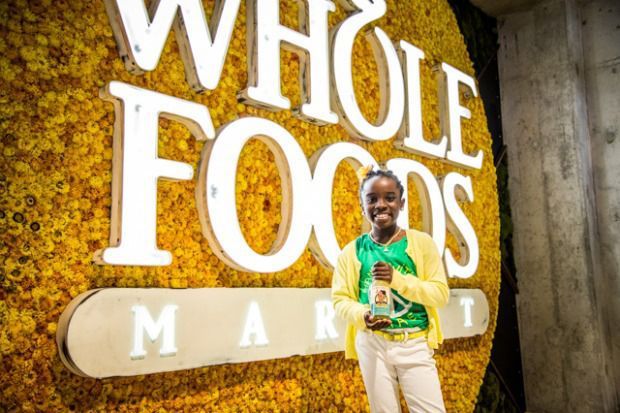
[371,225,400,244]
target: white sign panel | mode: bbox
[440,289,489,340]
[57,288,488,378]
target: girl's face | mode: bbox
[361,176,404,230]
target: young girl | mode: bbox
[331,167,449,413]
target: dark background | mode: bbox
[447,1,526,411]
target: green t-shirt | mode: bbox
[357,234,429,331]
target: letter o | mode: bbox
[196,117,313,272]
[386,158,446,254]
[309,142,378,268]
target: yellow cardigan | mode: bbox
[331,229,450,359]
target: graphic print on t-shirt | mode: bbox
[356,234,429,331]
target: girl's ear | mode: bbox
[400,198,405,210]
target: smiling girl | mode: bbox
[331,167,449,413]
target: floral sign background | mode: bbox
[0,0,499,411]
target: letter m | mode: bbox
[130,304,178,359]
[104,0,241,90]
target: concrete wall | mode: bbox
[581,1,620,400]
[472,0,620,411]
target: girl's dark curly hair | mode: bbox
[359,168,405,202]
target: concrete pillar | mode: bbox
[581,0,620,399]
[495,0,618,411]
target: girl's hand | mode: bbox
[371,261,393,283]
[364,311,392,330]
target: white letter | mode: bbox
[239,302,269,348]
[104,0,241,90]
[240,0,338,125]
[442,172,479,278]
[439,63,483,169]
[460,296,474,327]
[396,41,447,158]
[130,304,178,359]
[331,0,405,141]
[386,158,446,255]
[315,300,339,340]
[196,117,313,272]
[309,143,378,268]
[96,82,215,266]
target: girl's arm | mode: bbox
[390,234,449,308]
[331,249,369,330]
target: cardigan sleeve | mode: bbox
[331,245,369,331]
[389,232,450,308]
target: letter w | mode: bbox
[104,0,241,90]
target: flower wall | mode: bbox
[0,0,500,411]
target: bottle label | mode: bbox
[370,285,391,318]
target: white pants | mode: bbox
[355,331,446,413]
